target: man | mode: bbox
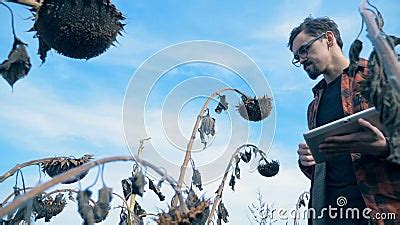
[288,17,400,224]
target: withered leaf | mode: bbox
[229,174,235,191]
[0,38,31,88]
[77,189,95,225]
[133,202,146,217]
[240,149,252,163]
[234,165,240,180]
[121,178,132,200]
[215,95,229,114]
[148,178,165,201]
[93,186,112,223]
[217,202,229,223]
[198,111,216,149]
[192,168,203,191]
[131,171,146,197]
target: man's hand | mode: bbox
[318,118,389,156]
[298,143,316,166]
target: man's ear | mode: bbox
[326,31,335,47]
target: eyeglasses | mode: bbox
[292,33,326,67]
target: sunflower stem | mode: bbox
[0,155,188,218]
[128,138,149,225]
[5,0,40,9]
[206,144,258,225]
[359,0,400,91]
[171,87,246,208]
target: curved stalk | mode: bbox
[1,187,33,206]
[0,155,188,218]
[0,156,82,183]
[5,0,40,9]
[206,144,258,224]
[359,0,400,90]
[172,87,246,207]
[128,137,150,225]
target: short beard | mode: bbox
[307,71,321,80]
[305,64,322,80]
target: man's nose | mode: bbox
[299,57,307,64]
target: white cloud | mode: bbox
[251,0,322,41]
[0,82,125,154]
[90,25,168,68]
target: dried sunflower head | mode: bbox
[32,0,125,61]
[42,154,93,184]
[156,197,209,225]
[257,159,279,177]
[236,95,273,122]
[33,193,67,222]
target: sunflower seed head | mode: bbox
[236,95,273,122]
[257,159,279,177]
[33,0,125,61]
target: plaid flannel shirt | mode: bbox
[300,59,400,224]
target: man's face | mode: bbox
[291,31,329,80]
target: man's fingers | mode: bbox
[358,118,374,131]
[297,147,312,155]
[358,118,384,137]
[298,143,308,148]
[324,134,357,143]
[300,155,314,162]
[300,159,316,167]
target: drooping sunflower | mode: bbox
[31,0,125,61]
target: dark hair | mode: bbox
[288,16,343,51]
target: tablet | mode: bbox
[303,107,383,163]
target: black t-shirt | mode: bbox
[316,75,366,210]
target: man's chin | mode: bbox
[307,73,320,80]
[305,68,321,80]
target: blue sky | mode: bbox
[0,0,399,224]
